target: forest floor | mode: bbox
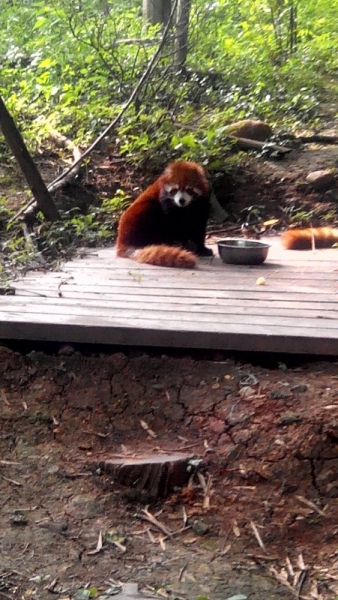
[2,345,338,600]
[2,111,338,600]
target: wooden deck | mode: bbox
[2,238,338,354]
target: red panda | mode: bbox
[282,227,338,250]
[116,160,213,268]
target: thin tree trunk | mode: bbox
[289,3,297,54]
[174,0,191,67]
[0,96,59,221]
[143,0,172,25]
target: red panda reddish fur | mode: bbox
[116,160,212,269]
[282,227,338,250]
[134,245,197,268]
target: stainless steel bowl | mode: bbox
[218,238,270,265]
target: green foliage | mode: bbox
[0,0,159,146]
[1,0,337,157]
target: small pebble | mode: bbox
[10,513,28,527]
[192,519,209,536]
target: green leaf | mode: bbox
[33,16,47,29]
[39,58,53,68]
[181,134,197,149]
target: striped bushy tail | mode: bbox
[282,227,338,250]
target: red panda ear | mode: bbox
[163,161,209,193]
[194,164,208,191]
[163,162,175,178]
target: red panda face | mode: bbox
[163,183,199,207]
[161,160,209,208]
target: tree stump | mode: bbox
[96,453,197,502]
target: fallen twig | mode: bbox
[138,508,172,537]
[250,519,267,553]
[110,538,126,553]
[87,530,103,555]
[270,566,298,596]
[296,568,308,599]
[178,562,188,582]
[247,553,279,561]
[140,419,157,438]
[0,474,22,486]
[296,495,327,517]
[174,120,293,154]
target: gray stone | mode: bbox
[306,169,335,190]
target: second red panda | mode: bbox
[116,160,213,268]
[282,227,338,250]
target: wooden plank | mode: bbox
[0,307,337,339]
[11,281,338,300]
[16,267,338,282]
[0,296,338,320]
[11,288,338,307]
[15,270,337,290]
[65,262,338,275]
[0,311,337,355]
[0,297,337,331]
[2,294,337,317]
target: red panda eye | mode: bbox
[185,187,195,196]
[170,186,178,194]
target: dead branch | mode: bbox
[113,37,173,46]
[230,135,292,154]
[299,134,338,145]
[0,96,59,221]
[9,129,82,223]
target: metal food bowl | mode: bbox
[218,238,270,265]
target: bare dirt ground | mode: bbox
[1,344,338,600]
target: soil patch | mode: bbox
[1,345,338,599]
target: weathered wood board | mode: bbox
[2,238,338,354]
